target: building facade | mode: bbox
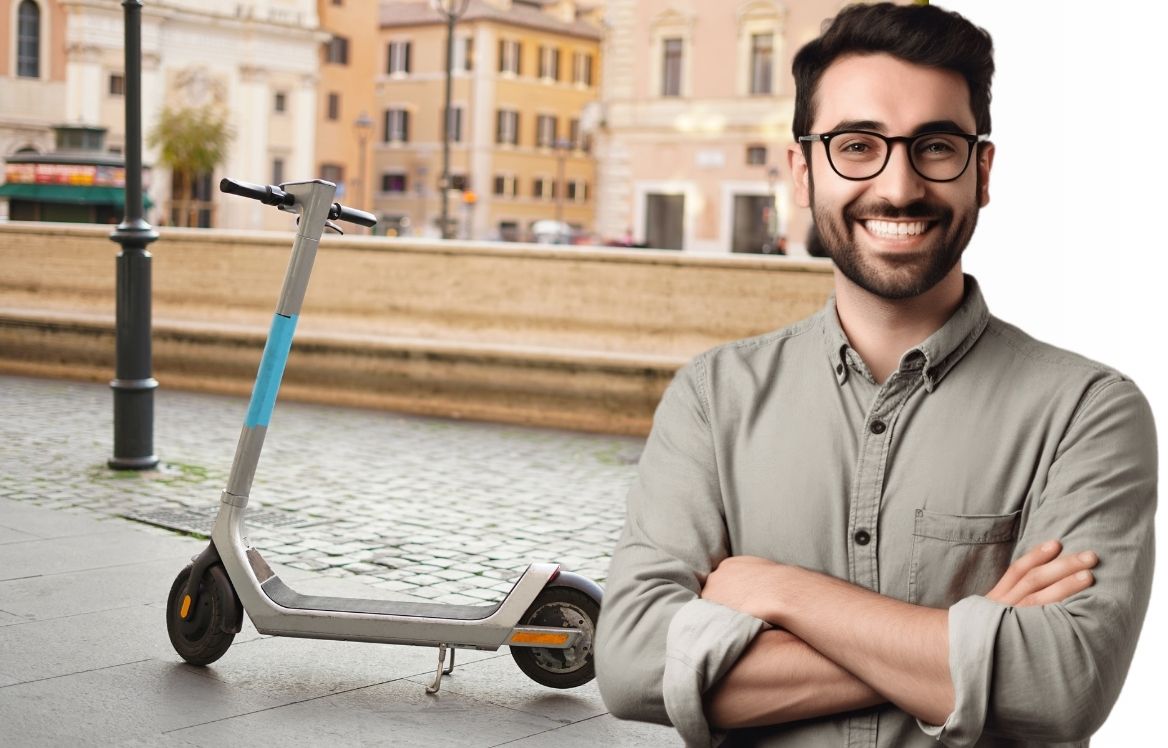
[1,0,324,230]
[314,0,379,225]
[376,0,602,241]
[0,0,67,219]
[596,0,843,254]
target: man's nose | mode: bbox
[872,142,927,206]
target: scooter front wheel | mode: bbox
[510,585,599,689]
[166,564,237,666]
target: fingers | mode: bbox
[1011,550,1098,603]
[986,540,1061,602]
[1017,568,1095,607]
[986,540,1100,607]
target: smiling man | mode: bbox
[594,4,1157,747]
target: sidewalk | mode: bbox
[0,374,678,746]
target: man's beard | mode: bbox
[810,176,980,300]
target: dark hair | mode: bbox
[791,2,994,139]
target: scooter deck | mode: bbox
[262,575,504,621]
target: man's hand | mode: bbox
[986,539,1098,607]
[701,555,785,621]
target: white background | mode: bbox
[940,2,1165,744]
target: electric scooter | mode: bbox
[165,178,603,692]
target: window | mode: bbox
[387,41,411,74]
[532,178,557,200]
[538,45,560,81]
[446,106,463,143]
[17,0,41,78]
[750,33,774,95]
[536,115,557,148]
[272,158,285,185]
[450,174,469,191]
[498,39,521,75]
[454,36,474,72]
[109,74,125,96]
[746,145,767,166]
[383,109,410,143]
[662,38,683,96]
[274,91,286,113]
[572,52,593,86]
[567,180,589,202]
[381,172,408,193]
[327,93,340,121]
[496,109,519,145]
[568,119,580,150]
[493,174,517,197]
[320,163,344,185]
[325,35,349,65]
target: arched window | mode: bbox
[16,0,41,78]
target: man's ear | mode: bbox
[977,141,995,207]
[788,143,811,208]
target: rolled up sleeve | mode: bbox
[596,355,764,747]
[921,378,1157,746]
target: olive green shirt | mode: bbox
[595,276,1157,747]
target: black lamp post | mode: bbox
[109,0,159,470]
[432,0,470,239]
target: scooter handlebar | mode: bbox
[219,178,292,207]
[329,203,378,228]
[220,177,376,228]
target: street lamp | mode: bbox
[432,0,470,239]
[554,137,572,228]
[765,165,780,254]
[353,111,373,233]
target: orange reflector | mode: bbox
[180,595,192,619]
[510,631,571,646]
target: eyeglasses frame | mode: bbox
[797,130,991,183]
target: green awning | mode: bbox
[0,182,154,209]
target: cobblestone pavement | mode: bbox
[0,374,644,606]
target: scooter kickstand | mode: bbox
[426,644,455,694]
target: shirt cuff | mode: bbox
[917,595,1008,747]
[663,597,768,747]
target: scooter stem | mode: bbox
[222,180,337,507]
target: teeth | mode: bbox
[864,220,928,238]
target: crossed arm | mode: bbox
[700,541,1099,729]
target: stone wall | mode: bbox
[0,223,834,434]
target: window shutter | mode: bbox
[402,111,410,143]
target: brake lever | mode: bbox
[294,216,345,235]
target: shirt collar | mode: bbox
[819,274,991,392]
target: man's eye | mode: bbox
[840,141,871,153]
[917,139,960,157]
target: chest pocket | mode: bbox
[908,509,1021,608]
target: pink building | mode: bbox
[595,0,846,254]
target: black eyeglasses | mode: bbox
[797,130,990,182]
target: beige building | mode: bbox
[376,0,602,241]
[596,0,843,254]
[0,0,67,219]
[1,0,324,231]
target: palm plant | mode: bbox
[148,104,233,227]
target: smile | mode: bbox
[861,220,934,238]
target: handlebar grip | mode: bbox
[330,203,378,227]
[219,178,292,207]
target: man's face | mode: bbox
[788,53,994,300]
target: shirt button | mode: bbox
[870,420,886,434]
[836,364,844,375]
[854,530,871,545]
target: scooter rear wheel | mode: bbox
[510,585,599,689]
[166,564,237,666]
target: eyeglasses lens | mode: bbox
[828,132,971,181]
